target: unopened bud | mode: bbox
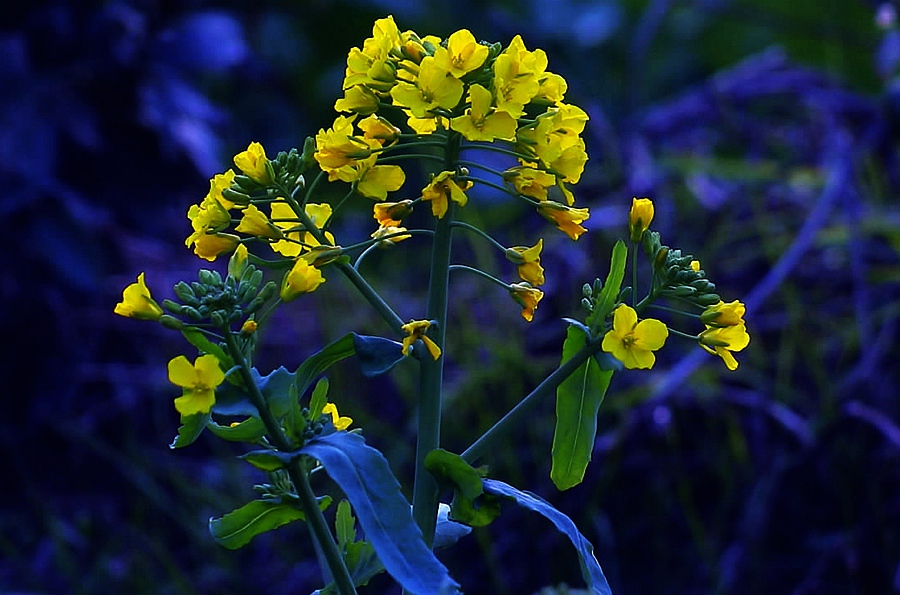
[158,315,183,330]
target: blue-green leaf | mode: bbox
[209,497,330,550]
[294,333,356,397]
[551,326,614,490]
[169,412,209,449]
[426,449,500,527]
[207,416,267,442]
[301,432,460,595]
[352,334,405,376]
[483,478,613,595]
[258,366,295,418]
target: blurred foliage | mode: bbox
[3,0,900,593]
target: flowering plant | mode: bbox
[116,16,748,594]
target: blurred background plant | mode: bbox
[3,0,899,593]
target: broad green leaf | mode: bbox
[483,478,612,595]
[239,449,294,472]
[352,334,405,376]
[206,416,267,442]
[335,499,356,547]
[551,326,614,490]
[209,497,330,550]
[169,412,209,449]
[426,449,500,527]
[258,366,295,418]
[181,328,233,368]
[301,432,459,595]
[586,240,628,329]
[308,377,329,420]
[294,333,356,397]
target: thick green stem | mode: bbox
[223,332,357,595]
[410,134,459,546]
[461,341,602,464]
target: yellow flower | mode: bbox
[362,15,402,60]
[240,319,258,336]
[405,114,449,135]
[699,323,750,371]
[373,199,414,226]
[450,84,517,142]
[601,305,668,369]
[322,402,353,431]
[432,29,489,78]
[629,197,654,242]
[536,72,568,104]
[492,35,546,118]
[314,116,374,175]
[358,114,401,145]
[401,319,441,360]
[690,260,701,272]
[390,55,464,118]
[280,255,326,301]
[353,161,406,201]
[371,224,411,245]
[192,233,240,262]
[185,195,230,249]
[235,204,284,240]
[536,201,589,240]
[233,141,272,184]
[421,170,472,218]
[168,354,225,416]
[503,166,557,201]
[334,84,380,115]
[228,243,250,278]
[114,272,163,321]
[269,202,335,257]
[506,239,545,286]
[207,169,237,209]
[509,282,544,322]
[700,300,746,327]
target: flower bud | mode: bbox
[629,197,654,242]
[159,315,184,330]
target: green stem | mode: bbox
[410,133,459,546]
[461,341,602,464]
[222,332,357,595]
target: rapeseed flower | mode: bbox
[168,354,225,416]
[114,272,163,321]
[401,319,441,360]
[601,305,668,369]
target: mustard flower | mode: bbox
[536,201,589,240]
[690,260,701,272]
[314,116,374,175]
[700,300,746,327]
[280,256,326,301]
[390,56,464,118]
[492,35,546,118]
[509,282,544,322]
[235,204,284,240]
[401,319,441,360]
[269,202,335,257]
[629,197,654,242]
[207,169,237,209]
[185,195,230,250]
[228,243,250,279]
[373,199,414,227]
[358,114,402,145]
[114,272,163,321]
[699,323,750,371]
[421,170,471,218]
[506,239,545,286]
[601,305,668,369]
[353,161,406,201]
[168,354,225,417]
[371,224,411,245]
[192,233,240,262]
[450,84,517,142]
[503,166,557,201]
[233,141,272,184]
[323,402,353,431]
[406,114,449,135]
[432,29,489,78]
[362,15,402,61]
[334,84,380,115]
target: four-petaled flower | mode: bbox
[234,141,272,184]
[421,171,472,218]
[629,197,654,242]
[401,319,442,360]
[506,239,545,286]
[699,323,750,371]
[450,84,517,142]
[601,305,668,369]
[700,300,746,327]
[509,282,544,322]
[280,256,326,301]
[114,272,163,321]
[323,402,353,431]
[536,201,590,240]
[168,354,225,417]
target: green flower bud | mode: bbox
[221,187,251,205]
[162,299,183,314]
[210,310,227,327]
[233,174,260,192]
[582,283,593,298]
[181,305,204,321]
[158,315,184,330]
[581,297,593,312]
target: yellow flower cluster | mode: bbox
[330,15,591,240]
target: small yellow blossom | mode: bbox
[240,319,258,336]
[322,402,353,431]
[236,204,284,240]
[390,56,464,118]
[700,300,746,327]
[280,256,326,301]
[114,272,163,321]
[371,224,411,245]
[358,114,402,145]
[503,166,557,201]
[401,319,441,360]
[228,243,250,278]
[601,305,668,369]
[373,199,414,227]
[509,282,544,322]
[506,239,545,286]
[421,170,472,218]
[269,202,335,257]
[432,29,489,78]
[353,161,406,200]
[450,84,517,142]
[690,260,701,272]
[233,141,272,184]
[699,323,750,371]
[168,354,225,416]
[207,169,237,209]
[536,201,589,240]
[314,116,374,174]
[629,197,654,242]
[334,84,380,115]
[193,233,240,262]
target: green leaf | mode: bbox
[239,449,295,472]
[335,499,356,547]
[206,416,267,442]
[209,497,330,550]
[551,326,614,491]
[483,478,612,595]
[308,377,329,420]
[169,412,209,449]
[294,333,356,397]
[426,449,501,527]
[258,366,295,418]
[586,239,627,329]
[181,328,233,368]
[301,432,459,594]
[352,334,405,376]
